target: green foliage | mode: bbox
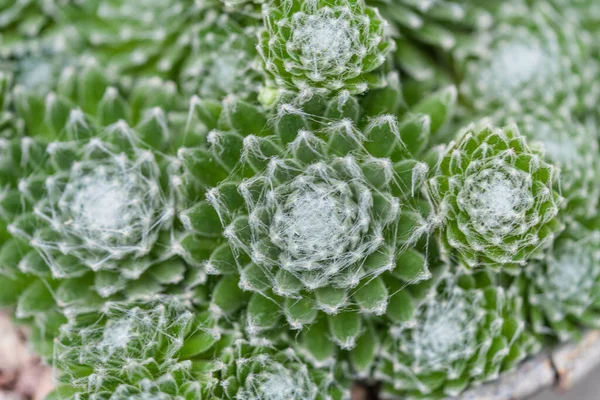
[0,1,599,399]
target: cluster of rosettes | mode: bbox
[376,273,537,399]
[3,0,600,399]
[427,123,563,271]
[258,0,394,94]
[52,296,350,400]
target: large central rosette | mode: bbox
[210,129,403,323]
[234,149,399,293]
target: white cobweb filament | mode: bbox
[459,167,533,235]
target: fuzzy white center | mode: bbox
[476,36,559,100]
[460,168,533,233]
[246,364,318,400]
[547,251,592,303]
[101,318,133,355]
[291,9,356,74]
[277,186,350,264]
[411,298,475,367]
[72,177,134,233]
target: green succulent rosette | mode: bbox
[504,107,600,220]
[51,296,237,400]
[376,271,538,399]
[180,12,264,100]
[210,334,351,400]
[175,85,457,349]
[258,0,395,95]
[426,122,563,271]
[523,221,600,342]
[457,2,599,115]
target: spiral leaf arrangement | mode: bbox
[258,0,395,95]
[1,1,600,399]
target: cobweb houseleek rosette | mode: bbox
[523,224,600,342]
[6,124,183,302]
[0,63,194,307]
[457,1,599,114]
[50,296,238,400]
[176,97,451,350]
[504,107,600,220]
[426,123,563,270]
[205,131,419,349]
[376,272,537,399]
[209,333,351,400]
[258,0,395,95]
[179,12,264,100]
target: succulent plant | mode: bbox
[258,0,395,95]
[504,107,600,219]
[51,294,350,400]
[426,122,563,271]
[51,296,228,399]
[3,1,600,398]
[64,0,217,79]
[179,12,264,100]
[376,271,537,399]
[457,2,599,115]
[523,222,600,342]
[212,335,351,400]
